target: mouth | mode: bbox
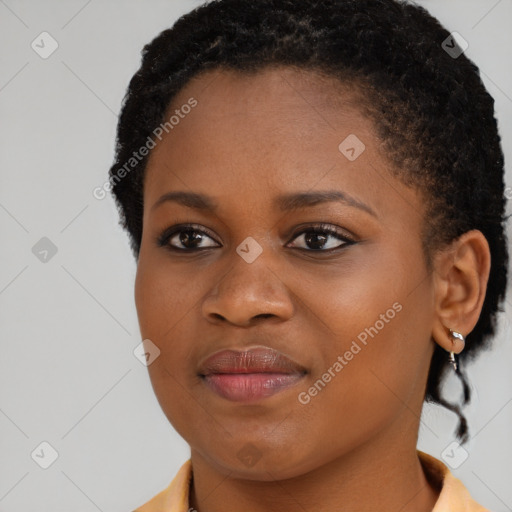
[198,347,307,403]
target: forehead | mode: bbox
[176,66,363,114]
[143,66,422,225]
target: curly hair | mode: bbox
[108,0,509,443]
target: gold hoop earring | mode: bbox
[448,329,465,371]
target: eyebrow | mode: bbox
[151,190,377,217]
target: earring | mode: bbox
[448,329,465,371]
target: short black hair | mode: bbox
[108,0,509,443]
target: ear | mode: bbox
[431,229,491,353]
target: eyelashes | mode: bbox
[287,224,355,252]
[156,223,219,251]
[156,222,356,254]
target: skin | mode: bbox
[134,67,490,512]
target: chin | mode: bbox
[193,439,328,482]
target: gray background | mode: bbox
[0,1,511,511]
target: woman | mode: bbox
[108,0,508,510]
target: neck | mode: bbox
[189,418,439,512]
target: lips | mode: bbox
[198,347,307,375]
[198,347,307,402]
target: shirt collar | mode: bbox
[418,450,489,511]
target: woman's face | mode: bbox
[135,67,437,480]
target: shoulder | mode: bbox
[418,450,491,512]
[132,459,192,512]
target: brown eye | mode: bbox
[287,224,355,252]
[157,224,220,251]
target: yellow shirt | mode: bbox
[132,450,490,511]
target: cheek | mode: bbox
[289,305,425,471]
[134,257,197,380]
[134,258,203,435]
[295,248,402,350]
[302,234,432,360]
[293,246,433,442]
[134,254,200,338]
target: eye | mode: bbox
[156,222,355,253]
[157,224,220,251]
[286,223,355,252]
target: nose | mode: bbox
[201,252,294,327]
